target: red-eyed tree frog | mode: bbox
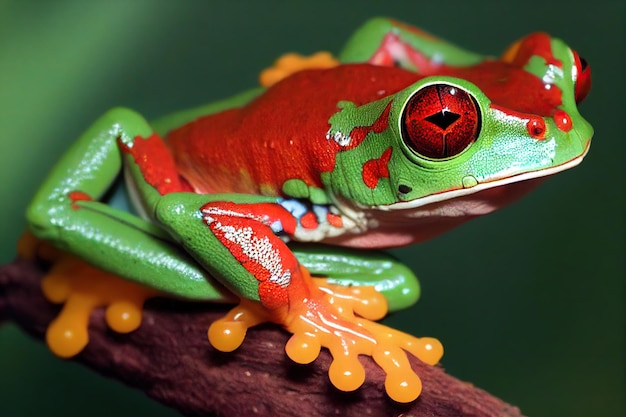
[19,18,592,403]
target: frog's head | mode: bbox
[325,33,593,247]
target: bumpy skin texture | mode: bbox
[23,17,592,403]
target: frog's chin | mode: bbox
[381,149,588,213]
[330,150,587,249]
[333,177,544,248]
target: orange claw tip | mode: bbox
[41,274,71,303]
[285,333,321,364]
[105,302,142,333]
[207,321,247,352]
[353,288,388,321]
[419,337,444,365]
[46,320,88,358]
[385,372,423,403]
[328,358,366,392]
[403,336,444,365]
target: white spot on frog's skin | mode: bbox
[110,123,134,147]
[202,206,261,221]
[202,206,284,232]
[326,128,350,146]
[207,220,291,288]
[543,64,564,85]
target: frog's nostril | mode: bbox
[398,184,413,195]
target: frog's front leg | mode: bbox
[155,194,442,402]
[26,107,225,296]
[24,108,228,356]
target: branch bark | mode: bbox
[0,259,523,417]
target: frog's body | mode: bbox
[21,18,592,403]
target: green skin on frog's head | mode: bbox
[317,33,592,247]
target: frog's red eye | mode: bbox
[573,50,591,103]
[401,84,480,160]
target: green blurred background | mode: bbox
[0,1,623,416]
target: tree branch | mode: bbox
[0,259,523,417]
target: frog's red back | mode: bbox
[165,64,420,196]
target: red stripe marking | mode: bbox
[553,110,572,132]
[362,147,393,189]
[326,213,343,228]
[68,191,92,210]
[348,102,392,148]
[300,211,319,230]
[118,134,184,195]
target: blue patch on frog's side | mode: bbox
[104,179,137,215]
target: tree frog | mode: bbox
[20,18,592,403]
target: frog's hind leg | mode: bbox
[24,107,215,292]
[292,243,421,313]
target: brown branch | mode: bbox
[0,259,523,417]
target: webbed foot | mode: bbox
[18,234,158,358]
[208,267,442,403]
[42,254,158,357]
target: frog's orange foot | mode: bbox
[208,277,442,403]
[282,289,443,403]
[17,231,64,262]
[40,253,157,358]
[208,299,270,352]
[313,278,388,321]
[259,51,340,87]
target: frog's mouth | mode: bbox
[327,142,589,248]
[379,142,590,215]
